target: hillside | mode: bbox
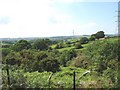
[1,36,119,89]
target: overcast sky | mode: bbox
[0,0,119,38]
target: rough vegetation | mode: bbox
[1,31,119,89]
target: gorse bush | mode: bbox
[59,49,77,67]
[74,43,83,49]
[70,53,88,69]
[80,37,89,44]
[84,38,119,75]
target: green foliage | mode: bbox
[2,48,11,57]
[2,44,11,48]
[84,38,119,75]
[1,37,119,88]
[11,40,31,51]
[70,53,88,69]
[74,43,83,49]
[59,49,77,67]
[24,71,51,88]
[95,31,105,39]
[2,70,27,89]
[35,51,48,61]
[89,36,96,41]
[4,52,21,66]
[32,39,49,50]
[2,65,116,89]
[54,43,64,49]
[80,37,89,44]
[19,50,35,72]
[91,31,105,39]
[40,58,60,73]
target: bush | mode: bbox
[11,40,31,51]
[75,43,83,49]
[70,54,88,69]
[40,58,60,72]
[32,39,49,50]
[80,37,89,44]
[89,36,96,41]
[54,43,64,49]
[59,49,77,67]
[84,38,119,74]
[2,48,11,57]
[2,70,27,89]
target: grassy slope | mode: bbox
[2,37,118,88]
[58,37,118,52]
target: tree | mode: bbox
[40,58,60,72]
[33,39,49,50]
[89,36,96,41]
[59,49,77,67]
[2,48,11,57]
[75,43,83,49]
[70,54,88,69]
[95,31,105,39]
[5,52,21,66]
[80,37,89,44]
[35,51,48,61]
[11,40,31,51]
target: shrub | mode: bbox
[32,39,49,50]
[40,58,60,72]
[70,54,88,69]
[89,36,96,41]
[75,43,83,49]
[80,37,89,44]
[11,40,31,51]
[54,43,64,49]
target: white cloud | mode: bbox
[0,0,74,38]
[0,0,100,38]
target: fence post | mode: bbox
[73,70,75,90]
[6,65,10,89]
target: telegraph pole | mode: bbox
[118,1,120,36]
[116,2,120,89]
[115,1,120,36]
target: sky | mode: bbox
[0,0,119,38]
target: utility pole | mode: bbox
[118,1,120,36]
[115,1,120,36]
[116,2,120,89]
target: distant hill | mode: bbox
[0,34,118,41]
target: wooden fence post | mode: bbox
[6,65,10,89]
[73,70,75,90]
